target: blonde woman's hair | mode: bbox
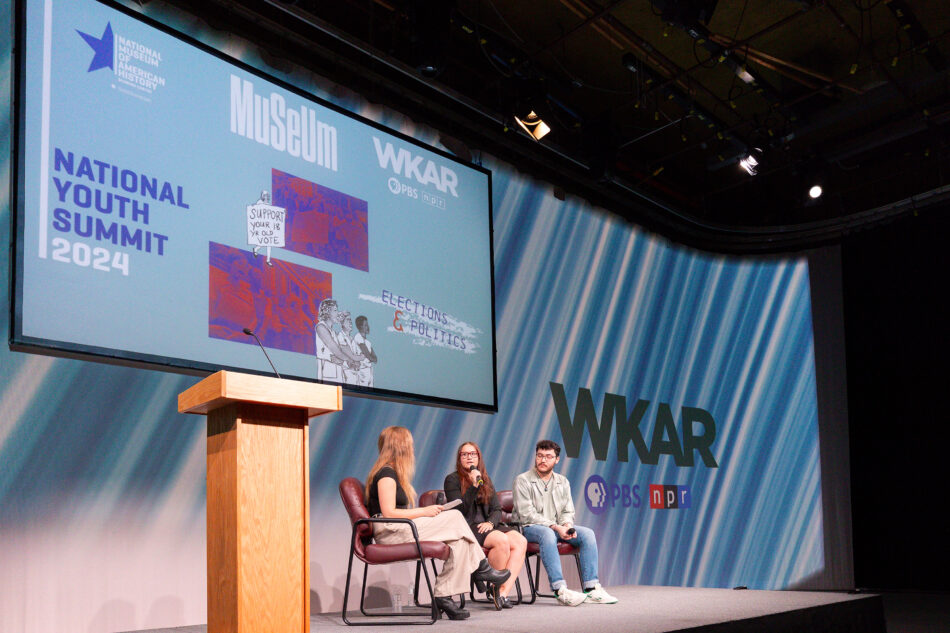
[365,426,417,506]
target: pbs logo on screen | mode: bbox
[388,176,418,199]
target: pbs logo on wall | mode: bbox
[584,474,609,515]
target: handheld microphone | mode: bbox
[566,527,576,536]
[468,465,484,487]
[243,327,282,379]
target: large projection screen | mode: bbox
[12,0,497,411]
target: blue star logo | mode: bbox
[76,22,114,72]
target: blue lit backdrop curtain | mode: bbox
[0,1,821,631]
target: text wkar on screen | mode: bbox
[373,138,459,198]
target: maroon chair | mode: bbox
[339,477,450,625]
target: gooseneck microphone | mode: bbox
[469,465,484,487]
[243,327,282,379]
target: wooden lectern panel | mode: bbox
[207,403,310,633]
[182,372,340,633]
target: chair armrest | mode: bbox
[354,516,422,542]
[352,516,452,564]
[497,522,524,533]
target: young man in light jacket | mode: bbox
[512,439,619,606]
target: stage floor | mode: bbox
[126,585,885,633]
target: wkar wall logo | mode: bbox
[76,21,167,97]
[551,382,719,467]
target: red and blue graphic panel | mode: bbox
[271,168,369,271]
[208,241,332,354]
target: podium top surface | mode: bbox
[178,371,342,418]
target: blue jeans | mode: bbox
[522,524,599,592]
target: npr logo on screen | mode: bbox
[649,484,691,510]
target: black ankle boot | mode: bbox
[433,596,470,620]
[473,577,487,594]
[471,558,511,587]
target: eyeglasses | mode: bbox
[459,451,478,459]
[535,453,557,462]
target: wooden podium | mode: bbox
[179,371,342,633]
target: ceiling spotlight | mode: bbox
[739,149,761,176]
[808,185,823,199]
[622,52,639,73]
[417,62,440,77]
[514,111,551,141]
[735,66,755,84]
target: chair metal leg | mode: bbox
[529,551,582,600]
[342,534,440,625]
[414,557,466,610]
[468,576,490,604]
[359,564,371,615]
[341,536,358,625]
[533,554,554,598]
[522,554,539,604]
[413,561,423,607]
[512,578,524,605]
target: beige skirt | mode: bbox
[373,510,484,597]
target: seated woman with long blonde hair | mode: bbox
[366,426,510,620]
[444,441,528,609]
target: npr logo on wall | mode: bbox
[551,383,719,467]
[649,484,691,509]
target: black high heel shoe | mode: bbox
[471,559,511,587]
[433,596,470,620]
[486,582,503,610]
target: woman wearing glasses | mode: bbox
[444,441,527,609]
[366,427,510,620]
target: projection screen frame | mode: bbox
[9,0,499,413]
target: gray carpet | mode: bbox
[124,585,884,633]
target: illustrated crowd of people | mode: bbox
[364,426,619,621]
[315,298,376,386]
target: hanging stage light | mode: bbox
[808,184,823,199]
[739,154,758,175]
[739,148,763,176]
[514,110,551,141]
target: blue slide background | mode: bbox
[1,1,823,631]
[15,0,495,408]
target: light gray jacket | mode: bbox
[512,468,575,527]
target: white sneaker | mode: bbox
[584,583,618,604]
[556,586,588,606]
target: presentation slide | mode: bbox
[12,0,497,411]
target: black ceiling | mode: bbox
[154,0,950,252]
